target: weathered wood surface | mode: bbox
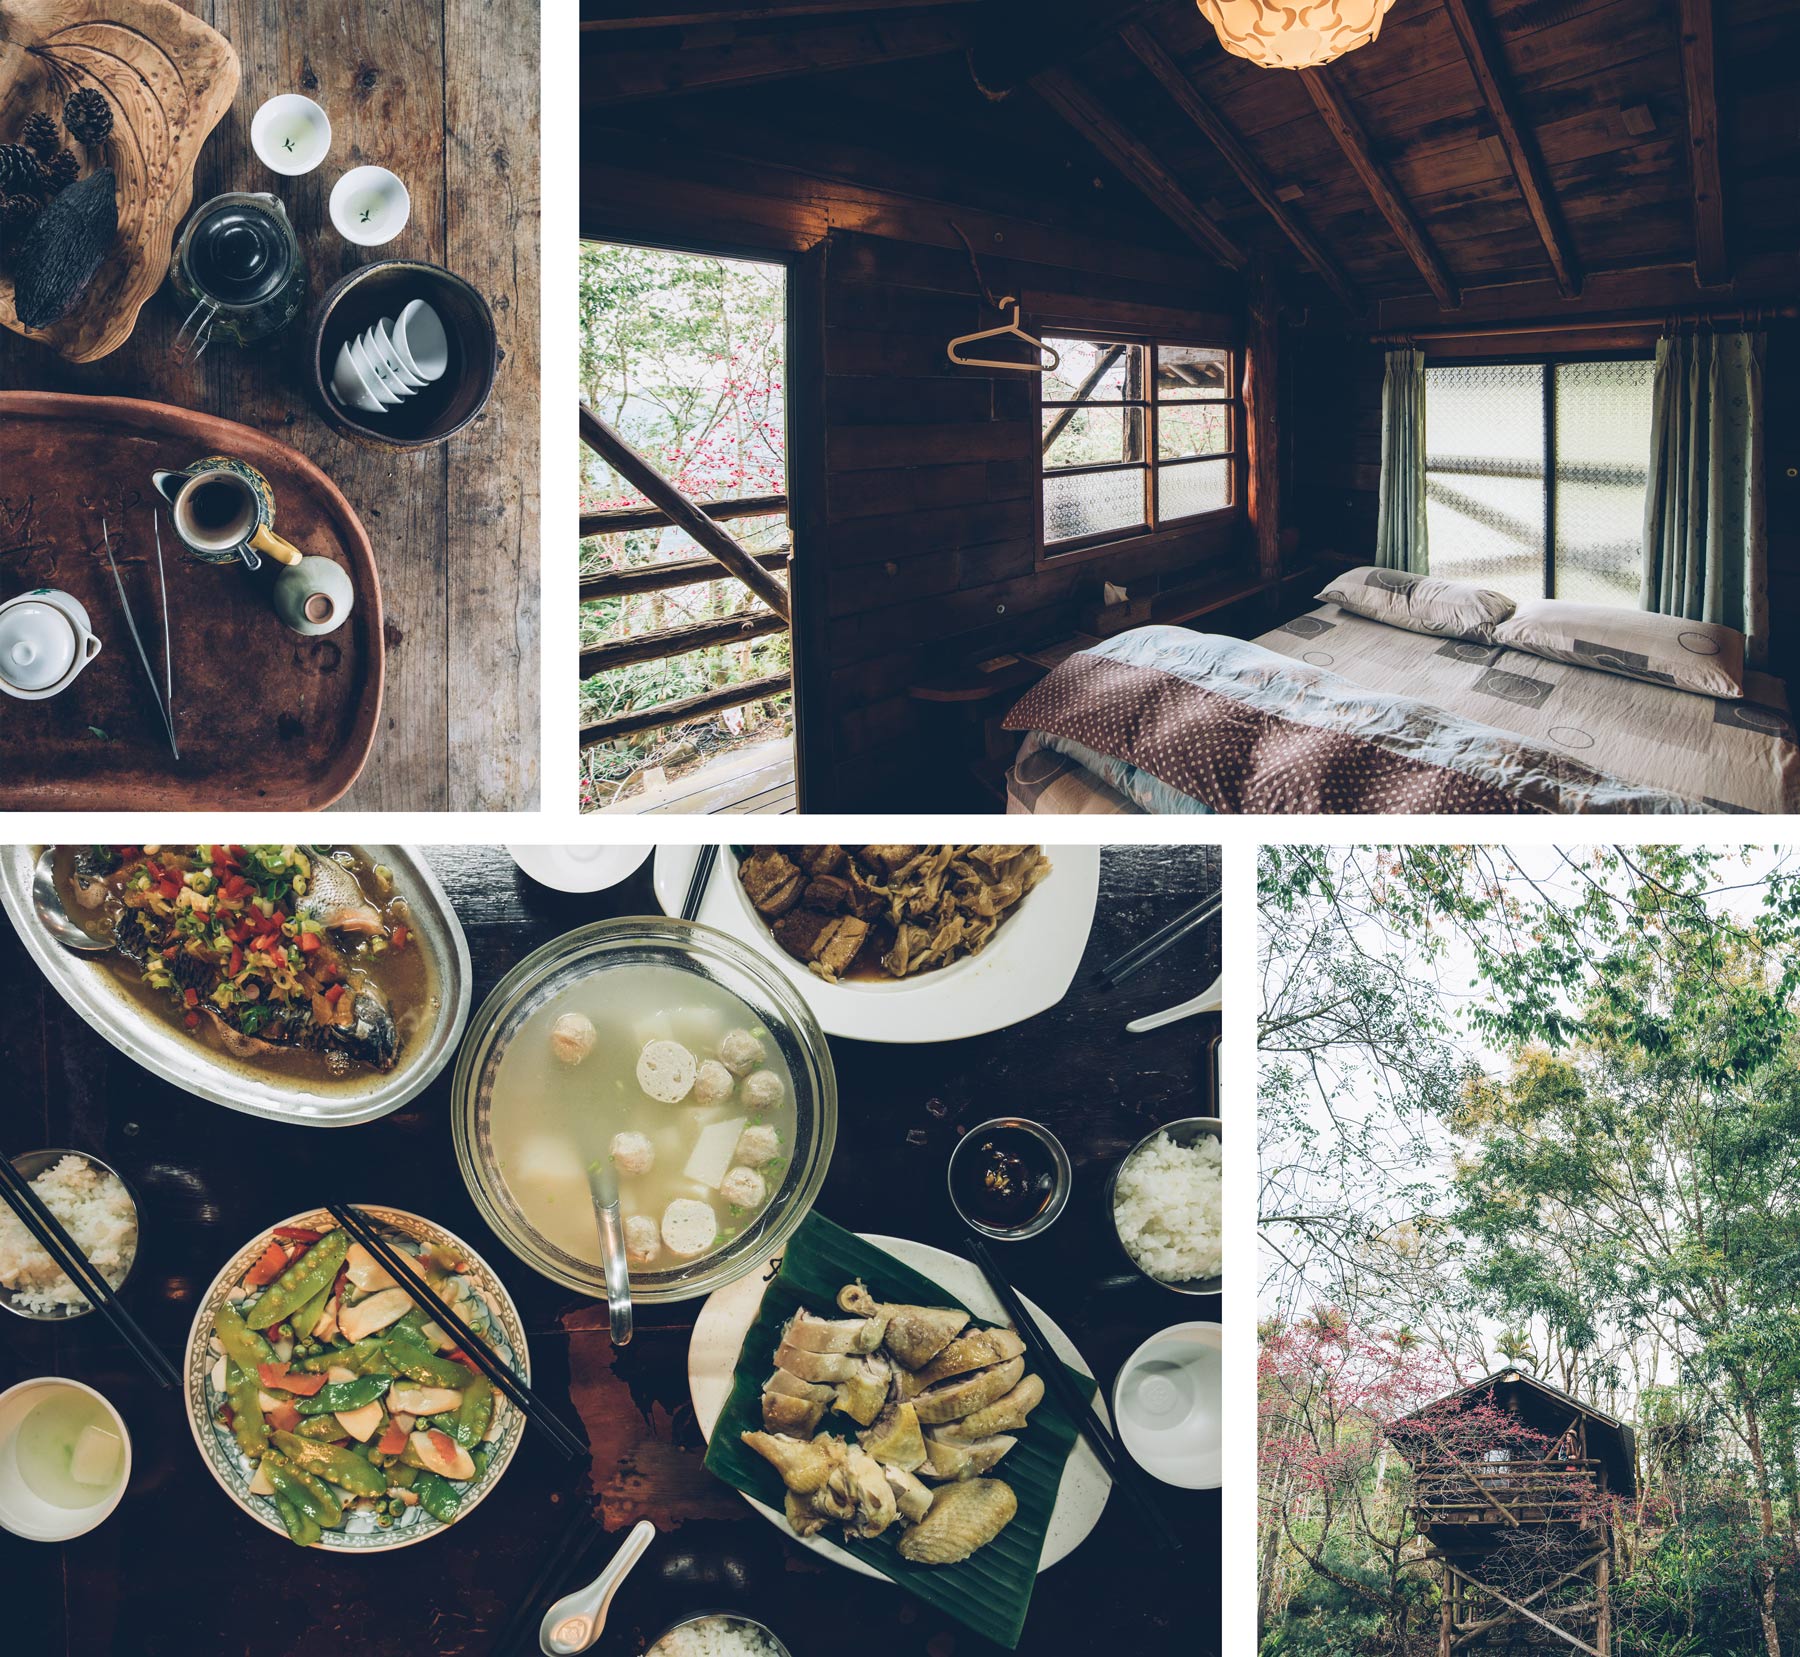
[0,842,1222,1657]
[0,390,380,808]
[0,0,239,362]
[0,0,540,811]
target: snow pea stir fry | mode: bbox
[205,1222,508,1546]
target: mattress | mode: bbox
[1255,606,1800,815]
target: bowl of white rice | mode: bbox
[0,1151,140,1321]
[1107,1118,1222,1296]
[646,1613,792,1657]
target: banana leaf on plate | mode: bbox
[702,1211,1096,1649]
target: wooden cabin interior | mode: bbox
[580,0,1800,815]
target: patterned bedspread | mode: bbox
[1001,623,1778,815]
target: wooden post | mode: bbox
[1439,1564,1455,1657]
[1244,272,1282,585]
[579,403,792,620]
[1596,1537,1612,1655]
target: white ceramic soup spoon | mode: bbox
[1125,972,1223,1034]
[539,1518,656,1655]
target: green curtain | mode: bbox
[1641,329,1767,667]
[1375,348,1428,573]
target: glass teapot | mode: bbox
[168,192,307,365]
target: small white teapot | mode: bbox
[0,589,103,701]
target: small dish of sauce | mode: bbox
[948,1117,1071,1240]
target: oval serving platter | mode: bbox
[0,845,471,1127]
[184,1207,529,1553]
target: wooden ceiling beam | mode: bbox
[582,13,964,102]
[1120,23,1360,315]
[1675,0,1727,286]
[1033,68,1247,270]
[580,2,977,27]
[1440,0,1579,299]
[1299,65,1459,310]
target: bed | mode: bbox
[1003,607,1800,815]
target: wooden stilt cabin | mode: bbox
[1391,1368,1637,1657]
[580,1,1800,815]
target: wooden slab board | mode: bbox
[0,391,382,808]
[0,0,238,363]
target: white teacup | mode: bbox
[329,165,410,247]
[0,589,102,701]
[0,1377,132,1542]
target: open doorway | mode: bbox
[578,242,795,814]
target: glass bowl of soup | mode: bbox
[453,917,837,1304]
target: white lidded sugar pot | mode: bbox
[0,589,102,701]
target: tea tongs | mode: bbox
[100,515,179,761]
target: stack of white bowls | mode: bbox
[331,298,449,416]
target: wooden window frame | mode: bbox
[1036,330,1240,568]
[1425,348,1654,605]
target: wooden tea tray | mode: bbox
[0,0,238,363]
[0,391,383,809]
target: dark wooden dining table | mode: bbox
[0,843,1221,1657]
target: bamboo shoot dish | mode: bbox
[196,1216,514,1547]
[737,846,1052,982]
[54,846,429,1082]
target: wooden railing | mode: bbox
[1413,1458,1600,1526]
[579,403,793,751]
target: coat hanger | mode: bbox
[946,295,1061,374]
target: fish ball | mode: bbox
[610,1131,656,1176]
[624,1214,661,1265]
[741,1069,786,1111]
[549,1012,596,1067]
[718,1027,765,1077]
[637,1039,697,1104]
[720,1165,767,1210]
[661,1198,719,1259]
[734,1123,782,1168]
[692,1059,735,1107]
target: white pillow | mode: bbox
[1317,565,1516,642]
[1493,599,1745,699]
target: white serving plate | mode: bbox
[653,847,1100,1043]
[688,1231,1111,1579]
[183,1207,529,1552]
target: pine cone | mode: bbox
[0,192,42,232]
[20,112,60,160]
[0,143,38,193]
[63,88,113,147]
[40,149,80,194]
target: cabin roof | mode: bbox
[582,0,1800,326]
[1391,1367,1638,1497]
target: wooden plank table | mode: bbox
[0,843,1221,1657]
[0,0,540,810]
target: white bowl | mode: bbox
[329,165,410,247]
[331,341,386,414]
[368,319,428,390]
[355,331,414,401]
[348,336,403,407]
[394,298,449,381]
[0,1377,132,1541]
[505,844,651,893]
[1111,1321,1220,1489]
[250,93,331,176]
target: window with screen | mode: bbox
[1040,336,1235,555]
[1424,357,1654,608]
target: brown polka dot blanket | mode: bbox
[1002,626,1730,815]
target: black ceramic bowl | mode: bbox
[307,260,498,450]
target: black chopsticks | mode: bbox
[0,1154,180,1389]
[964,1232,1182,1556]
[492,1494,606,1657]
[1097,892,1221,989]
[326,1203,588,1465]
[680,844,719,921]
